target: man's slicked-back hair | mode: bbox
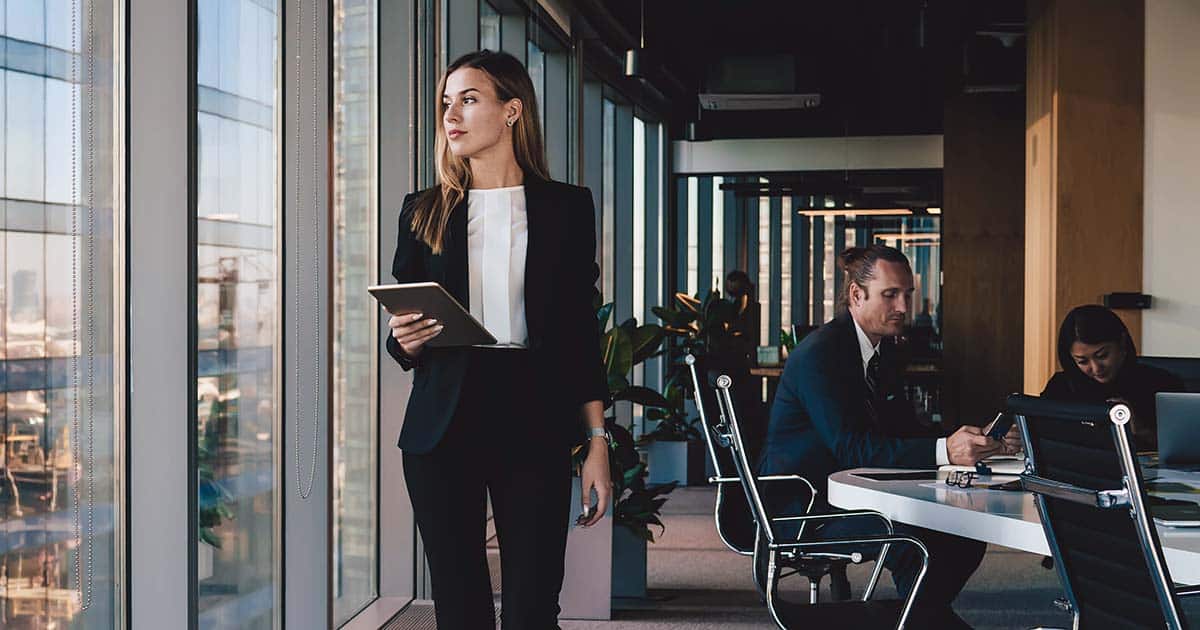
[837,244,911,310]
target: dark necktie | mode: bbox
[863,351,882,425]
[865,351,881,398]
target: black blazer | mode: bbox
[759,313,941,506]
[1041,363,1184,451]
[385,177,610,454]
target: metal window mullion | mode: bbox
[792,200,809,327]
[128,0,190,627]
[282,0,332,626]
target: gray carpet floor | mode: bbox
[556,486,1075,630]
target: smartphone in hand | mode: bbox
[983,412,1015,441]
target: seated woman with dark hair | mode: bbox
[1042,304,1184,451]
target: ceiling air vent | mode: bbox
[698,93,821,111]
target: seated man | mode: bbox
[759,244,1018,628]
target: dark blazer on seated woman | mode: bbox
[385,176,610,454]
[1041,305,1184,451]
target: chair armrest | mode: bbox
[770,533,924,557]
[709,473,816,494]
[1176,584,1200,597]
[1021,474,1130,509]
[771,510,895,534]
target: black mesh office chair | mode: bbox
[1010,394,1200,629]
[709,371,931,629]
[684,353,851,603]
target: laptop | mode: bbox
[1157,392,1200,466]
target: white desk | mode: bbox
[827,467,1200,584]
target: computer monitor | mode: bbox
[1157,392,1200,466]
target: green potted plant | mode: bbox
[583,298,678,600]
[644,289,744,485]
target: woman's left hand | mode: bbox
[579,438,612,527]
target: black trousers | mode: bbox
[813,518,986,627]
[403,348,573,630]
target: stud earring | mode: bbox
[506,118,515,127]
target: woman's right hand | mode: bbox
[388,312,443,358]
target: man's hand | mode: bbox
[1001,423,1023,455]
[947,425,1006,466]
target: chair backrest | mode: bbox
[712,373,782,546]
[685,354,757,554]
[1009,394,1186,630]
[684,353,730,478]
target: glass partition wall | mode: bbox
[676,176,943,344]
[1,0,123,626]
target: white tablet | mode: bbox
[369,282,497,348]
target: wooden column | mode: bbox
[1024,0,1144,393]
[943,92,1026,425]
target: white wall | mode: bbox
[1143,0,1200,357]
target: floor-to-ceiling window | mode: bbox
[1,0,122,626]
[525,39,545,134]
[601,98,615,301]
[194,0,280,625]
[333,0,377,623]
[712,176,725,294]
[478,0,500,50]
[685,177,698,296]
[676,175,942,336]
[757,178,771,344]
[632,117,646,323]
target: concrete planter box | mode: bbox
[198,540,215,581]
[646,439,708,486]
[559,479,613,620]
[610,523,647,599]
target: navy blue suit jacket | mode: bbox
[759,313,941,508]
[385,177,610,454]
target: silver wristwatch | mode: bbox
[586,426,611,444]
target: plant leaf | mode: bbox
[596,302,614,335]
[630,325,666,364]
[613,385,670,408]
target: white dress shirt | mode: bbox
[851,317,949,465]
[466,185,528,347]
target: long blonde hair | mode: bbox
[410,50,549,253]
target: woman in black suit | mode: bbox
[1042,304,1184,450]
[385,50,612,629]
